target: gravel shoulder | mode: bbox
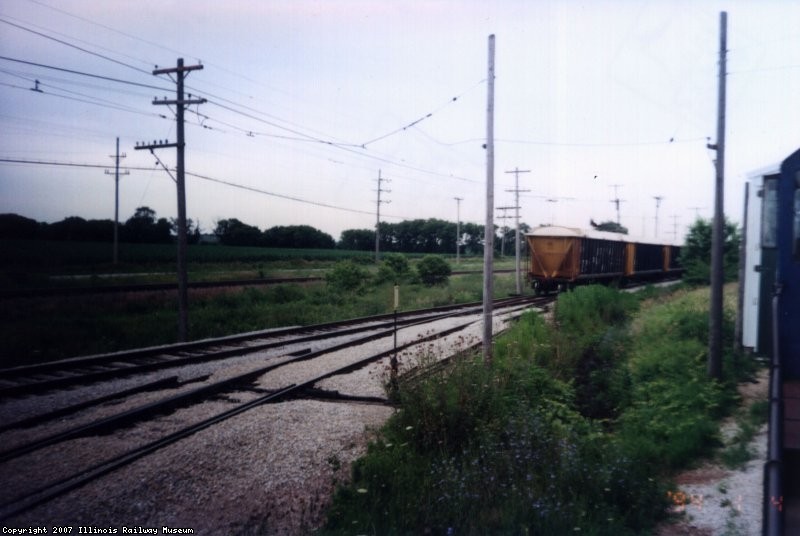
[656,367,769,536]
[1,306,530,534]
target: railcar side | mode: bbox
[526,226,681,293]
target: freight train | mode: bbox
[524,225,682,294]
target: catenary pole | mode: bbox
[708,12,727,380]
[483,34,495,363]
[374,169,390,262]
[505,168,531,295]
[454,197,463,263]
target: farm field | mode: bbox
[0,239,516,289]
[0,241,519,368]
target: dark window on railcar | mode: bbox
[580,239,624,275]
[762,176,779,249]
[634,243,663,272]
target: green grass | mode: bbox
[321,283,751,534]
[0,267,518,367]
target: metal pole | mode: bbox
[505,168,530,295]
[708,12,727,380]
[483,34,495,363]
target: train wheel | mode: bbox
[533,280,543,296]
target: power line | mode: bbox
[0,17,153,76]
[0,56,171,91]
[0,72,167,118]
[0,157,407,218]
[0,56,476,184]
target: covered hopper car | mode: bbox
[525,226,682,294]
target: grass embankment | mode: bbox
[321,284,757,535]
[0,266,517,368]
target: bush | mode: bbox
[375,253,410,284]
[325,260,370,292]
[416,255,451,286]
[322,304,668,535]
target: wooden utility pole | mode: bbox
[505,168,531,295]
[105,137,128,264]
[136,58,205,342]
[708,12,727,380]
[653,195,664,238]
[496,206,513,257]
[454,197,463,263]
[374,169,390,262]
[609,184,625,226]
[483,34,495,363]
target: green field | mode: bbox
[0,239,515,289]
[0,240,519,367]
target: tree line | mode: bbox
[0,209,535,254]
[340,219,531,255]
[0,207,186,244]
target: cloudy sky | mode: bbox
[1,0,799,244]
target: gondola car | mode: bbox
[525,225,681,294]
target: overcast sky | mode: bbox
[1,0,799,244]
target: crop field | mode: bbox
[0,240,519,367]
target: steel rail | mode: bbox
[0,297,529,398]
[0,297,547,464]
[0,295,525,378]
[0,297,544,520]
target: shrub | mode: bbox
[325,260,370,292]
[375,253,411,283]
[416,255,451,286]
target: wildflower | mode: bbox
[405,425,413,430]
[357,488,368,494]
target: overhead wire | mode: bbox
[360,78,486,147]
[0,16,154,76]
[0,157,409,219]
[0,12,479,186]
[0,56,172,92]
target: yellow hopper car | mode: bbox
[525,225,682,294]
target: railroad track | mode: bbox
[0,296,529,399]
[0,295,549,522]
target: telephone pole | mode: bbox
[374,169,390,262]
[454,197,463,263]
[609,184,625,225]
[135,58,205,342]
[653,195,664,238]
[483,34,496,363]
[105,137,128,264]
[670,214,680,242]
[708,12,727,380]
[505,167,530,295]
[496,206,514,257]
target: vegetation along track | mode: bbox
[1,270,515,298]
[0,295,549,522]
